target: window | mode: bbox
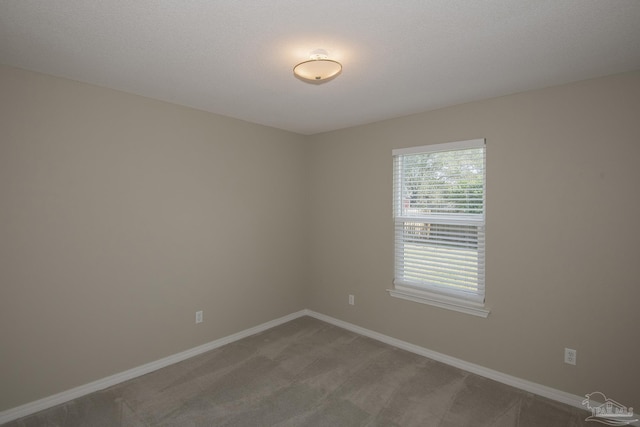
[389,139,489,317]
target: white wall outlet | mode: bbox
[348,294,355,305]
[564,348,576,365]
[195,310,203,324]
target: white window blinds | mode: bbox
[393,139,486,305]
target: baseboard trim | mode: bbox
[0,310,307,425]
[3,309,637,426]
[304,310,639,427]
[305,310,582,406]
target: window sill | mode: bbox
[387,286,490,318]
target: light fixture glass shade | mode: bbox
[294,58,342,82]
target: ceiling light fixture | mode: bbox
[293,49,342,83]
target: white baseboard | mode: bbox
[304,310,639,427]
[2,308,637,426]
[0,310,307,425]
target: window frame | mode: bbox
[388,139,489,318]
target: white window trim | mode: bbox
[387,286,490,318]
[389,138,490,318]
[392,138,482,156]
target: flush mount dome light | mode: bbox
[293,49,342,83]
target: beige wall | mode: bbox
[0,65,309,411]
[2,64,639,412]
[308,71,640,406]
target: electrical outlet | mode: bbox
[195,310,203,324]
[348,294,355,305]
[564,348,576,365]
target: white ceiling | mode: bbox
[1,1,639,135]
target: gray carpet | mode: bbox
[4,316,589,426]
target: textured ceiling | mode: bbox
[1,1,640,135]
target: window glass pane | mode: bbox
[400,148,484,216]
